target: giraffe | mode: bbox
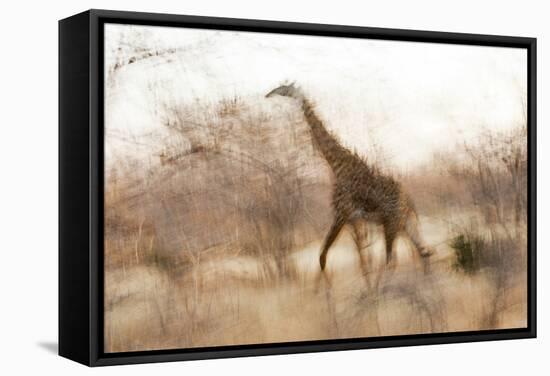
[265,83,434,275]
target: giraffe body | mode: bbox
[265,83,433,272]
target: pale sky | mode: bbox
[105,23,527,170]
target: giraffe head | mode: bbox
[265,82,302,99]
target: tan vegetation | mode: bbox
[104,96,527,352]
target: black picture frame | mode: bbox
[59,9,537,367]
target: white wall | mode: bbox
[0,0,546,374]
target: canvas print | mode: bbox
[103,23,528,353]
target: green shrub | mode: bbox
[451,234,482,274]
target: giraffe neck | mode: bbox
[301,98,350,172]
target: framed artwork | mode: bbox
[59,9,537,366]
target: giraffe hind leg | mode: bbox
[319,214,347,271]
[404,212,434,258]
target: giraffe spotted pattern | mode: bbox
[266,83,434,273]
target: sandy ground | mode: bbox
[104,215,527,352]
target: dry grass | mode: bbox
[104,96,528,352]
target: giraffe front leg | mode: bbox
[351,220,370,276]
[319,215,347,271]
[352,220,381,291]
[384,229,397,267]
